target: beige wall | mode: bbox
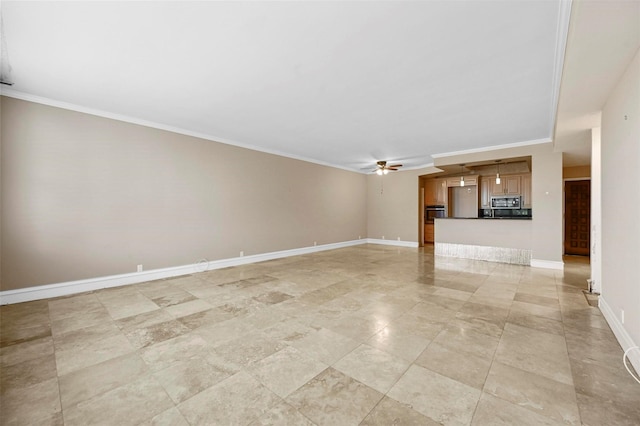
[0,97,367,290]
[563,165,590,179]
[601,49,640,347]
[436,219,532,250]
[366,167,431,243]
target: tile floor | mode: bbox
[1,244,639,425]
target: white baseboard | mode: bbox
[366,238,419,248]
[530,259,564,270]
[599,296,640,375]
[0,239,368,305]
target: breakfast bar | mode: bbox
[434,217,532,265]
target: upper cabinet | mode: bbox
[425,178,448,205]
[521,174,532,208]
[479,178,491,208]
[447,176,477,187]
[490,175,521,196]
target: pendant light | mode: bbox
[495,160,502,184]
[460,164,465,187]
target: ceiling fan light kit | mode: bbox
[373,161,402,175]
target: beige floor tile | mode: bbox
[140,332,215,371]
[415,342,491,389]
[0,377,61,425]
[484,361,580,425]
[289,327,360,365]
[149,290,197,308]
[286,367,383,426]
[360,396,439,426]
[576,391,640,426]
[177,370,280,426]
[153,353,237,403]
[97,290,160,320]
[472,392,565,425]
[63,375,173,426]
[59,352,149,409]
[506,310,565,336]
[0,323,52,348]
[247,346,328,398]
[495,323,573,385]
[51,307,113,337]
[53,322,135,376]
[366,324,431,362]
[387,364,481,426]
[163,299,212,319]
[212,330,286,368]
[249,401,316,426]
[333,344,410,394]
[432,323,500,360]
[569,356,640,408]
[511,300,563,321]
[141,407,190,426]
[0,336,53,368]
[0,353,57,395]
[48,294,104,320]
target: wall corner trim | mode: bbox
[530,259,564,270]
[599,296,640,374]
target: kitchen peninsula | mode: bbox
[423,161,534,265]
[435,217,532,265]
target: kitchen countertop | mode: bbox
[437,217,532,220]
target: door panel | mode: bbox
[564,180,590,256]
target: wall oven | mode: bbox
[425,205,446,224]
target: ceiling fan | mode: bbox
[373,161,403,175]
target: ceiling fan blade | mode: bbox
[387,168,398,171]
[388,164,403,168]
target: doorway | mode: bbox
[564,180,590,256]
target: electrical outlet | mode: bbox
[382,236,385,240]
[314,241,317,246]
[137,264,143,272]
[240,251,244,257]
[621,309,625,324]
[397,237,400,241]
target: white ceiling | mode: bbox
[1,0,621,172]
[554,0,640,166]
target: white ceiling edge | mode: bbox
[549,0,574,141]
[0,88,363,174]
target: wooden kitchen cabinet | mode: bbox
[425,178,448,205]
[521,174,532,208]
[435,178,447,204]
[490,174,521,195]
[424,223,435,243]
[447,176,477,187]
[479,177,491,208]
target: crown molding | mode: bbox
[0,88,362,174]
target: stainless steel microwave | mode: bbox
[490,196,521,209]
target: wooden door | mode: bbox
[564,180,590,256]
